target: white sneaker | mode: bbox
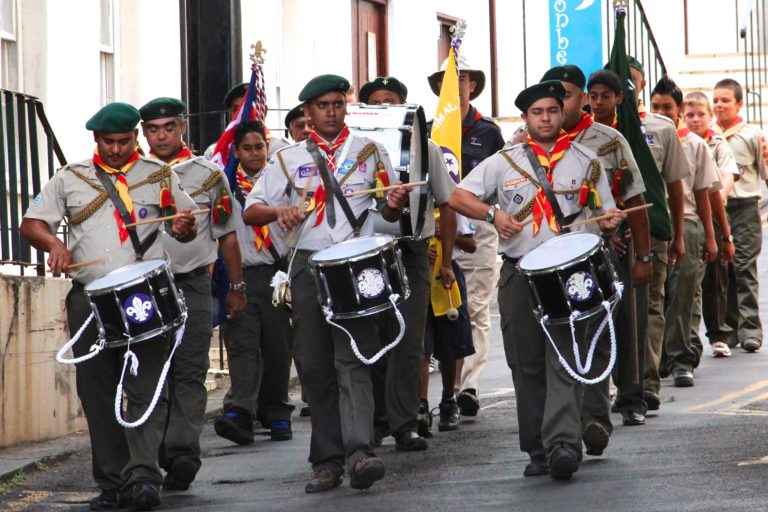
[712,341,732,358]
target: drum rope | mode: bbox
[113,315,186,429]
[539,282,624,385]
[322,294,405,366]
[55,313,106,364]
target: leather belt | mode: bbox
[174,266,208,282]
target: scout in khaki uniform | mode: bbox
[541,65,650,457]
[683,91,738,358]
[285,103,314,143]
[212,120,296,445]
[358,76,458,450]
[243,75,409,493]
[20,103,198,511]
[714,78,768,353]
[449,82,625,480]
[650,77,718,388]
[139,97,245,491]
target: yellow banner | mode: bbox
[429,238,462,316]
[430,49,462,183]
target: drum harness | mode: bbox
[57,167,187,428]
[522,145,621,385]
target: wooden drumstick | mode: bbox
[562,203,653,229]
[65,258,105,271]
[123,208,210,228]
[285,176,314,246]
[344,181,428,197]
[520,214,543,228]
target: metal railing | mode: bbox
[605,0,667,105]
[0,89,67,275]
[739,0,766,128]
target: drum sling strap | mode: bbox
[95,167,158,260]
[523,144,579,233]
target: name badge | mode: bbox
[298,165,318,178]
[504,177,527,190]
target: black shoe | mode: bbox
[673,368,694,388]
[300,405,311,417]
[162,457,199,491]
[350,456,386,490]
[582,422,610,456]
[89,489,128,510]
[523,452,550,477]
[417,400,433,438]
[457,388,479,417]
[270,420,293,441]
[394,430,428,451]
[213,407,254,445]
[742,338,762,353]
[622,411,646,426]
[549,446,580,480]
[437,397,460,432]
[130,481,161,511]
[643,390,661,411]
[305,469,343,493]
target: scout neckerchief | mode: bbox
[308,126,351,227]
[93,148,140,244]
[701,128,716,142]
[149,143,194,166]
[236,164,272,252]
[677,126,690,141]
[716,116,747,139]
[567,111,593,140]
[527,132,570,235]
[462,107,484,135]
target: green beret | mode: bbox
[284,104,306,130]
[139,97,186,121]
[359,76,408,104]
[223,82,248,109]
[515,81,566,113]
[540,65,586,90]
[298,74,350,102]
[85,102,140,133]
[627,56,644,76]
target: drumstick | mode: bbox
[65,258,105,271]
[562,203,653,229]
[344,181,428,197]
[285,177,314,246]
[124,208,210,228]
[520,214,543,228]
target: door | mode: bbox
[352,0,388,93]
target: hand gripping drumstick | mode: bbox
[345,181,428,197]
[561,203,653,229]
[65,258,105,271]
[123,208,210,228]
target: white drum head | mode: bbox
[346,104,419,171]
[519,232,601,272]
[85,259,168,293]
[311,235,395,263]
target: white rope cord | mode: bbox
[113,317,185,429]
[566,306,612,375]
[323,294,405,365]
[56,313,106,364]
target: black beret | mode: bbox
[514,81,566,112]
[541,65,586,90]
[85,102,140,133]
[223,82,248,109]
[298,74,350,102]
[139,97,186,121]
[359,76,408,104]
[284,104,306,130]
[627,56,645,76]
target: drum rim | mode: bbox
[309,235,397,266]
[85,259,171,295]
[517,232,603,275]
[539,293,619,325]
[100,314,187,348]
[325,289,410,320]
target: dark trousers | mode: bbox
[726,198,763,344]
[372,240,430,435]
[223,264,294,423]
[67,283,168,490]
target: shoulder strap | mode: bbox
[523,144,571,234]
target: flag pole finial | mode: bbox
[613,0,628,15]
[450,20,467,49]
[250,41,266,65]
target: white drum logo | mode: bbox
[566,271,596,302]
[124,293,154,324]
[357,268,386,299]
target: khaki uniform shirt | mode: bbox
[458,142,616,258]
[643,113,692,183]
[707,133,740,179]
[238,169,289,266]
[25,156,197,284]
[724,123,768,199]
[679,132,719,222]
[161,156,238,274]
[246,132,396,251]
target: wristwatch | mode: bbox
[229,282,247,293]
[723,234,734,243]
[485,205,499,224]
[634,253,652,264]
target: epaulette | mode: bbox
[190,168,224,198]
[597,138,621,156]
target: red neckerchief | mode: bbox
[567,111,593,140]
[236,164,271,251]
[462,108,484,135]
[93,149,140,244]
[308,126,350,227]
[637,99,646,120]
[527,132,570,236]
[150,143,194,166]
[702,128,716,142]
[677,127,690,141]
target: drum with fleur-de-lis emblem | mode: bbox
[84,259,187,347]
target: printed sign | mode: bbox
[549,0,604,78]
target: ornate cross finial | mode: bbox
[250,41,266,65]
[450,20,467,49]
[613,0,628,15]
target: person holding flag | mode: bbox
[427,23,504,418]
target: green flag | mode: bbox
[606,8,672,241]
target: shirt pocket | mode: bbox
[130,188,161,221]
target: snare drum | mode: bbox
[346,103,429,239]
[518,232,619,325]
[309,235,410,320]
[85,259,187,347]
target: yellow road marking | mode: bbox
[738,455,768,466]
[684,379,768,413]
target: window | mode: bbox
[99,0,115,105]
[0,0,19,91]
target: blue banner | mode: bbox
[549,0,604,81]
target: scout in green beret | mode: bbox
[85,102,142,170]
[299,74,350,142]
[140,97,192,163]
[139,97,186,122]
[627,56,647,99]
[85,102,141,133]
[224,82,248,118]
[298,74,350,102]
[540,64,586,91]
[359,76,408,104]
[515,80,566,113]
[284,104,313,142]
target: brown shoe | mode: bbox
[305,469,343,494]
[349,456,385,490]
[582,422,610,456]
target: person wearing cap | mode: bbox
[427,55,505,418]
[243,74,408,493]
[540,65,651,455]
[21,102,198,511]
[284,103,314,142]
[139,97,245,491]
[359,76,459,448]
[449,81,625,480]
[626,56,689,423]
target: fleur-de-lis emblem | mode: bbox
[566,271,596,303]
[125,294,154,324]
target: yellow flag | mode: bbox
[430,49,463,183]
[429,238,462,317]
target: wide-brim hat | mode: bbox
[427,54,486,100]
